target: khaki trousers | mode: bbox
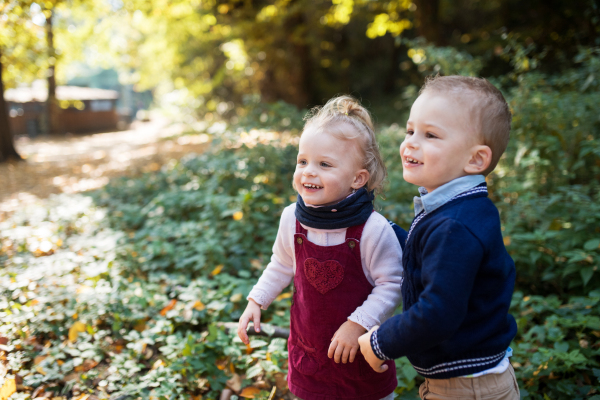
[419,365,520,400]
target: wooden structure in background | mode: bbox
[5,86,119,136]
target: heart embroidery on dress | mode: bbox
[304,258,345,294]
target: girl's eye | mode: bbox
[320,162,330,167]
[425,132,438,139]
[298,160,307,165]
[405,130,414,135]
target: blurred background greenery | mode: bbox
[1,1,600,400]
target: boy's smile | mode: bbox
[400,91,485,193]
[294,126,369,206]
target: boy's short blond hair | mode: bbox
[303,95,387,194]
[420,75,512,175]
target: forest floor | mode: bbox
[0,115,210,215]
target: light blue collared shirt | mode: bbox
[413,175,486,216]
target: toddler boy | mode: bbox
[358,75,519,399]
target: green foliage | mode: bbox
[92,140,297,279]
[510,291,600,399]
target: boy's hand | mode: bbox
[328,320,366,363]
[358,326,388,373]
[237,299,261,345]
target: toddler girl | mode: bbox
[237,95,403,400]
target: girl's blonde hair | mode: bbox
[303,95,387,194]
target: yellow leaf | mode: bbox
[230,293,243,302]
[275,292,292,301]
[239,387,261,398]
[152,359,165,370]
[68,321,86,342]
[0,377,16,400]
[36,365,47,375]
[233,211,243,221]
[503,236,511,246]
[73,395,90,400]
[211,264,224,276]
[193,300,205,310]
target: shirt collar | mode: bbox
[413,175,486,216]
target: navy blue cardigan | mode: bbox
[374,186,517,379]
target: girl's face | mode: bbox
[293,125,369,206]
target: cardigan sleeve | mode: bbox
[372,218,484,359]
[247,205,295,309]
[348,213,404,331]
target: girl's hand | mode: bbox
[237,299,262,345]
[358,326,388,373]
[328,320,366,363]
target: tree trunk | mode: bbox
[414,0,441,44]
[0,53,22,163]
[46,12,62,134]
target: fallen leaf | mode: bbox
[63,373,80,382]
[226,373,242,392]
[273,372,288,391]
[34,355,47,365]
[82,359,99,371]
[239,387,261,398]
[72,394,90,400]
[211,265,224,276]
[192,300,205,311]
[151,359,165,370]
[160,299,177,316]
[31,385,47,398]
[134,320,147,332]
[36,365,47,375]
[0,377,16,400]
[68,321,86,342]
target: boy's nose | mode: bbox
[403,135,419,150]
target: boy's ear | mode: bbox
[352,169,370,189]
[464,145,492,175]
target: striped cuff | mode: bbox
[370,329,392,361]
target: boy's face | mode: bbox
[293,125,369,206]
[400,91,482,193]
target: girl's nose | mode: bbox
[303,165,317,176]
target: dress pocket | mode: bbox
[290,340,320,376]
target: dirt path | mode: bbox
[0,115,211,213]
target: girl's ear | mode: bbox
[464,145,492,175]
[351,169,370,189]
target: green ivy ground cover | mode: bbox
[2,47,600,400]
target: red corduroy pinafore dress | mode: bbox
[288,219,397,400]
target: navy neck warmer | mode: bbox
[295,187,375,230]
